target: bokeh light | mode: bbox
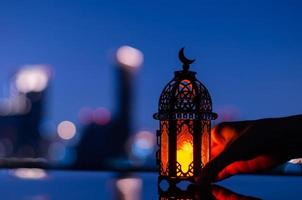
[129,130,156,162]
[48,142,76,165]
[92,107,111,125]
[15,65,50,93]
[116,46,144,69]
[12,168,47,180]
[0,98,12,116]
[78,107,94,125]
[48,142,66,162]
[215,105,240,123]
[57,121,77,140]
[0,95,31,116]
[11,95,32,114]
[116,178,142,200]
[289,158,302,164]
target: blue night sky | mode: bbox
[0,0,301,133]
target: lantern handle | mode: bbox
[179,47,195,71]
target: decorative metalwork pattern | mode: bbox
[158,80,177,112]
[176,120,194,135]
[160,161,169,176]
[176,162,194,177]
[196,79,213,113]
[175,79,196,111]
[154,73,216,121]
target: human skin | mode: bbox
[201,115,302,182]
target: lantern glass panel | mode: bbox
[177,79,194,95]
[176,120,194,176]
[201,120,211,166]
[160,121,169,175]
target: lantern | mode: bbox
[154,48,217,186]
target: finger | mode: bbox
[203,132,253,182]
[211,125,225,145]
[211,124,239,158]
[201,150,234,183]
[211,139,225,159]
[211,123,238,145]
[216,154,288,181]
[202,135,262,183]
[216,155,273,181]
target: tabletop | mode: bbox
[0,169,301,200]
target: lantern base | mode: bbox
[158,175,200,189]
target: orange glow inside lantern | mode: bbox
[176,120,193,176]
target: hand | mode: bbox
[202,115,302,182]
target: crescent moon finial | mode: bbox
[178,47,195,71]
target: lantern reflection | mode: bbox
[11,168,47,180]
[159,184,260,200]
[115,177,142,200]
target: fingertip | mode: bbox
[201,160,221,183]
[202,151,234,182]
[216,168,232,181]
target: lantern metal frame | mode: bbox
[154,48,217,186]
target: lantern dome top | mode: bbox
[153,48,217,120]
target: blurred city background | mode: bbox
[0,0,301,171]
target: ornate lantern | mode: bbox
[154,48,217,186]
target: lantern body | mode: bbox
[154,53,217,185]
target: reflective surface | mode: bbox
[0,170,301,199]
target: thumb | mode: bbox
[201,150,234,183]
